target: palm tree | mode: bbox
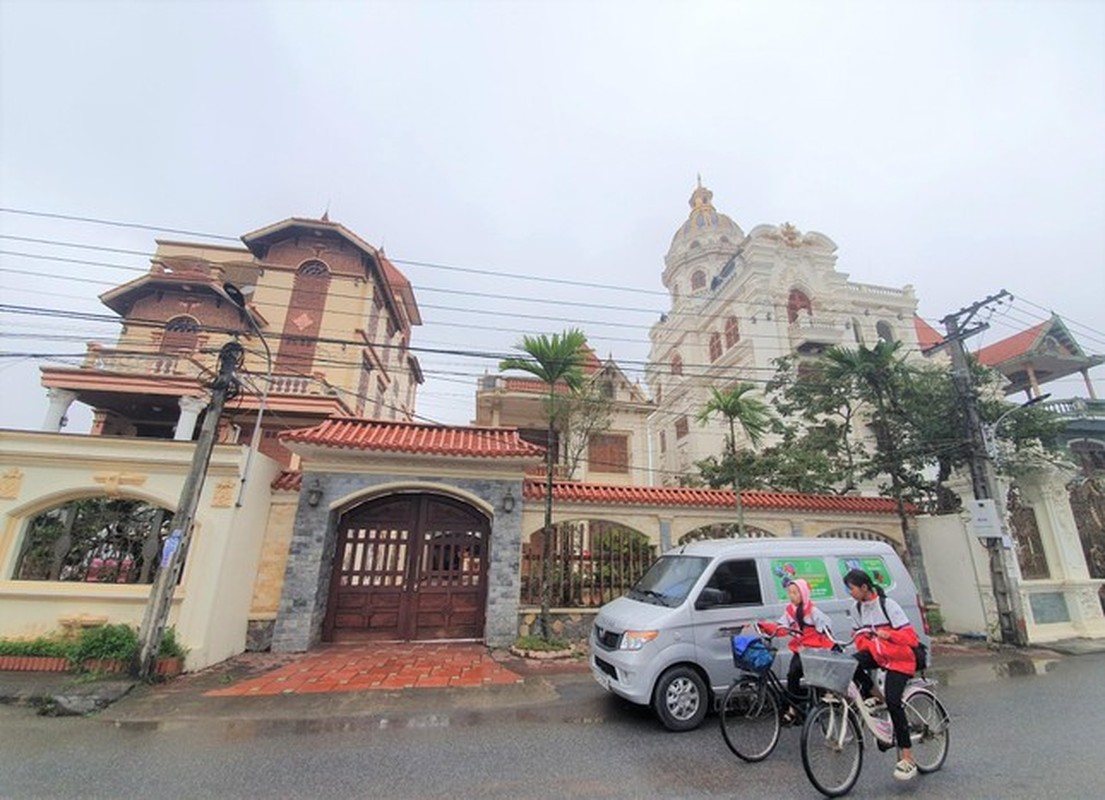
[822,341,932,602]
[697,383,773,537]
[500,328,589,640]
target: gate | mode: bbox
[324,494,490,642]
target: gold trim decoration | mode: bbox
[0,467,24,499]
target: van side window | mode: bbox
[703,559,762,606]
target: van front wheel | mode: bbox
[653,666,708,731]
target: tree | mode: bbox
[500,328,590,640]
[560,378,614,480]
[821,341,934,598]
[696,383,773,537]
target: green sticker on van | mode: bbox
[838,557,893,589]
[770,559,832,600]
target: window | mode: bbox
[275,260,331,373]
[876,320,895,343]
[675,416,689,439]
[708,332,722,362]
[691,270,706,291]
[659,430,666,454]
[725,316,740,347]
[701,559,763,606]
[160,316,200,353]
[1070,440,1105,475]
[589,434,629,473]
[787,289,812,323]
[13,497,174,584]
[671,354,683,376]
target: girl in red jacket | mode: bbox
[759,577,834,724]
[844,568,921,782]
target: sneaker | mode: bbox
[893,760,918,782]
[863,696,883,709]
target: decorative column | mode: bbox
[42,388,77,432]
[1017,465,1105,639]
[174,395,208,441]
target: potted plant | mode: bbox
[0,636,74,672]
[74,623,137,673]
[154,627,187,678]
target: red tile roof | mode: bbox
[272,470,909,514]
[976,321,1048,367]
[272,470,303,491]
[914,316,944,351]
[524,480,913,515]
[280,418,547,458]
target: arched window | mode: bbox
[160,316,199,353]
[14,497,175,584]
[876,320,895,343]
[671,354,683,376]
[691,270,706,291]
[275,260,331,373]
[725,316,740,347]
[787,289,812,323]
[709,332,722,362]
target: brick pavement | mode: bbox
[204,642,523,697]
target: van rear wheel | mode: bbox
[653,666,708,731]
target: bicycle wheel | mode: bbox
[720,678,781,762]
[801,702,864,797]
[904,689,949,773]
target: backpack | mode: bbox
[855,595,928,672]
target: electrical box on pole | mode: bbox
[938,290,1027,646]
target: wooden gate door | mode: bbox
[324,494,490,642]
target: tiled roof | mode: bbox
[524,480,913,515]
[272,470,909,514]
[280,418,547,458]
[976,321,1048,366]
[914,316,945,351]
[272,470,303,491]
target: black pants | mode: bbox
[853,651,911,749]
[787,652,805,699]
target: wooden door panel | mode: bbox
[326,494,489,642]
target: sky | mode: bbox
[1,0,1102,433]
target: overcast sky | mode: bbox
[1,0,1102,434]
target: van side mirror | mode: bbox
[695,587,729,610]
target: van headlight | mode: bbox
[620,630,659,651]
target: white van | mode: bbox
[590,538,929,731]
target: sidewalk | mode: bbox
[1,636,1100,727]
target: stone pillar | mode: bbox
[1017,465,1105,640]
[174,395,207,441]
[42,388,77,432]
[659,517,673,552]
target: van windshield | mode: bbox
[627,555,711,607]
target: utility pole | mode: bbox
[936,290,1027,646]
[132,340,243,678]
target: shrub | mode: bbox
[513,634,571,652]
[72,623,138,664]
[0,636,76,659]
[158,627,188,660]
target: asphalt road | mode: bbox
[2,653,1103,799]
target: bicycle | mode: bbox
[798,630,951,797]
[718,623,822,762]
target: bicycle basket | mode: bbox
[731,635,775,673]
[800,649,856,694]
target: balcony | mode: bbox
[789,314,844,354]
